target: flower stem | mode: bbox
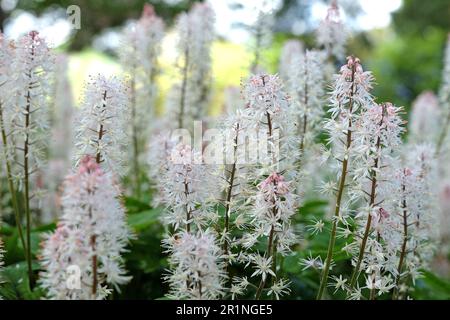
[0,103,27,260]
[23,85,34,288]
[392,181,408,300]
[349,105,386,290]
[130,71,141,198]
[317,63,356,300]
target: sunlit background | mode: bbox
[0,0,449,112]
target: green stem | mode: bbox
[24,87,34,288]
[317,62,356,299]
[349,106,385,290]
[0,103,27,258]
[392,181,408,300]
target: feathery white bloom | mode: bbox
[316,0,347,61]
[159,143,215,231]
[317,56,375,299]
[39,156,132,300]
[349,103,404,296]
[74,75,130,175]
[409,91,440,144]
[167,3,215,128]
[241,74,298,174]
[289,49,326,152]
[0,33,15,169]
[163,230,226,300]
[7,31,53,192]
[268,278,291,300]
[120,4,164,187]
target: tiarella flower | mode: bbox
[248,172,297,298]
[317,56,374,299]
[167,2,215,129]
[268,278,291,300]
[3,31,54,283]
[348,102,404,298]
[299,253,324,271]
[316,0,347,61]
[307,219,325,235]
[120,4,164,195]
[8,31,53,179]
[39,156,132,300]
[241,74,297,174]
[163,230,226,300]
[159,143,214,231]
[230,277,250,300]
[386,164,435,299]
[288,49,326,154]
[409,91,440,144]
[279,39,303,83]
[330,275,347,293]
[211,110,252,261]
[74,75,130,175]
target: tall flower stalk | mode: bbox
[120,4,164,196]
[239,74,298,300]
[74,75,129,176]
[167,3,215,129]
[0,33,27,261]
[8,31,53,286]
[159,143,225,299]
[348,102,404,295]
[316,0,347,62]
[39,156,132,299]
[317,56,374,299]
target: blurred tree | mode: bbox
[392,0,450,36]
[1,0,202,50]
[365,0,449,110]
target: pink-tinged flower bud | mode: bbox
[39,155,132,300]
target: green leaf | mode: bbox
[128,208,163,232]
[0,262,44,300]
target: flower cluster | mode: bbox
[345,103,404,298]
[316,56,375,299]
[120,4,164,192]
[167,2,215,129]
[316,0,347,61]
[288,49,326,153]
[7,31,53,193]
[163,230,226,300]
[159,143,215,230]
[74,75,130,176]
[39,156,132,299]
